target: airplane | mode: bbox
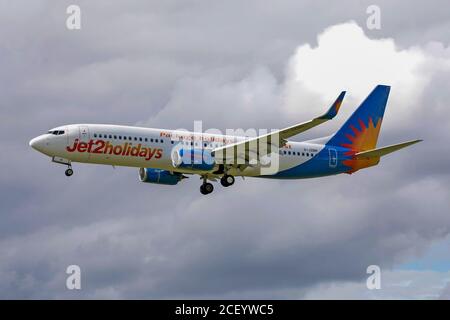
[29,85,421,195]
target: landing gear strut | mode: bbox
[200,176,214,195]
[220,174,235,187]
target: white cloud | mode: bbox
[286,23,426,99]
[283,23,430,125]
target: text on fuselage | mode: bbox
[66,139,163,160]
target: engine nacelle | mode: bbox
[139,168,182,185]
[171,148,215,171]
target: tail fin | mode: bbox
[327,85,390,151]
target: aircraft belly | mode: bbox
[65,149,172,169]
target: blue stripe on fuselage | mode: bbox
[262,145,351,179]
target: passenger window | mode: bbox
[160,139,164,143]
[94,134,97,138]
[119,136,122,140]
[129,137,132,140]
[99,134,102,138]
[306,153,309,157]
[283,150,287,155]
[302,153,305,156]
[150,138,154,143]
[114,135,117,139]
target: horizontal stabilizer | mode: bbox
[355,139,422,159]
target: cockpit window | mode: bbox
[48,130,65,135]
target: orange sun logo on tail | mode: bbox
[341,117,382,173]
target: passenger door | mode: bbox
[328,147,337,168]
[78,125,91,161]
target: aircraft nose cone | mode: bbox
[29,137,37,148]
[29,135,48,152]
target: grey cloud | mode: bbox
[1,0,450,299]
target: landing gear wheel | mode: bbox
[65,168,73,177]
[220,174,235,187]
[200,182,214,195]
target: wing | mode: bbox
[212,91,346,164]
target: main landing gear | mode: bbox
[200,182,214,195]
[200,175,214,195]
[220,174,235,187]
[200,174,235,195]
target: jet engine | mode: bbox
[139,168,184,185]
[171,148,215,171]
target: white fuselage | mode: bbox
[30,124,325,177]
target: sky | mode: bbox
[0,0,450,299]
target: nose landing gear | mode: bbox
[65,167,73,177]
[51,156,73,177]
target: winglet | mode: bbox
[318,91,346,120]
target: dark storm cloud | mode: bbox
[0,0,449,298]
